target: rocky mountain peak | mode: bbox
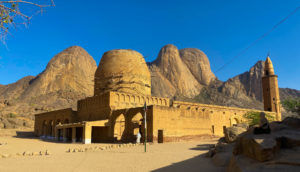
[179,48,216,85]
[21,46,97,100]
[220,60,265,102]
[151,44,202,98]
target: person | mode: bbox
[254,112,271,134]
[136,132,141,144]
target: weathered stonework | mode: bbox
[34,51,280,144]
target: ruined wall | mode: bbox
[34,108,75,136]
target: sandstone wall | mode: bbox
[77,93,111,121]
[152,101,277,140]
[34,108,75,136]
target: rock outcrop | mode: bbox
[21,46,96,99]
[227,117,300,172]
[224,124,248,143]
[0,46,97,128]
[179,48,216,85]
[220,61,265,102]
[149,44,216,98]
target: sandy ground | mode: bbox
[0,129,225,172]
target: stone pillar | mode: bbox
[52,126,55,140]
[72,127,76,143]
[55,128,59,141]
[63,128,67,142]
[83,124,91,144]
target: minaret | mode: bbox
[262,56,281,120]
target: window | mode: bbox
[265,70,269,75]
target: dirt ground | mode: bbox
[0,129,225,172]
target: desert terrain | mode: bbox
[0,129,224,172]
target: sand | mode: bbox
[0,129,225,172]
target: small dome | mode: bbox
[94,49,151,96]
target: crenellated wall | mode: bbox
[109,91,170,110]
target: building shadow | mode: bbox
[151,143,224,172]
[151,153,224,172]
[14,131,35,138]
[189,144,215,151]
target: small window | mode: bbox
[223,112,225,115]
[265,70,269,75]
[212,125,215,134]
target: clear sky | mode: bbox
[0,0,300,90]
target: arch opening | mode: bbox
[113,114,126,142]
[131,112,144,142]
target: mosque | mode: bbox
[34,49,281,144]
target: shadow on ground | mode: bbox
[14,131,35,138]
[189,144,214,151]
[151,154,224,172]
[152,144,224,172]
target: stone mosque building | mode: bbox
[34,50,281,144]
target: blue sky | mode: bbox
[0,0,300,90]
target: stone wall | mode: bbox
[77,93,111,121]
[34,108,75,137]
[151,101,277,140]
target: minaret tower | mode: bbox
[262,56,281,120]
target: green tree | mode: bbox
[0,0,54,43]
[244,111,275,126]
[282,98,300,115]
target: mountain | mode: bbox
[219,61,265,102]
[0,46,97,128]
[148,44,216,98]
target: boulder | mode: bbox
[212,152,232,167]
[282,117,300,129]
[227,152,300,172]
[228,118,300,171]
[224,126,247,143]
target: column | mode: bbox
[63,128,67,142]
[72,127,76,143]
[83,124,91,144]
[55,128,59,141]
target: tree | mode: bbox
[244,111,275,126]
[0,0,54,44]
[282,98,300,115]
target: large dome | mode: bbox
[94,49,151,96]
